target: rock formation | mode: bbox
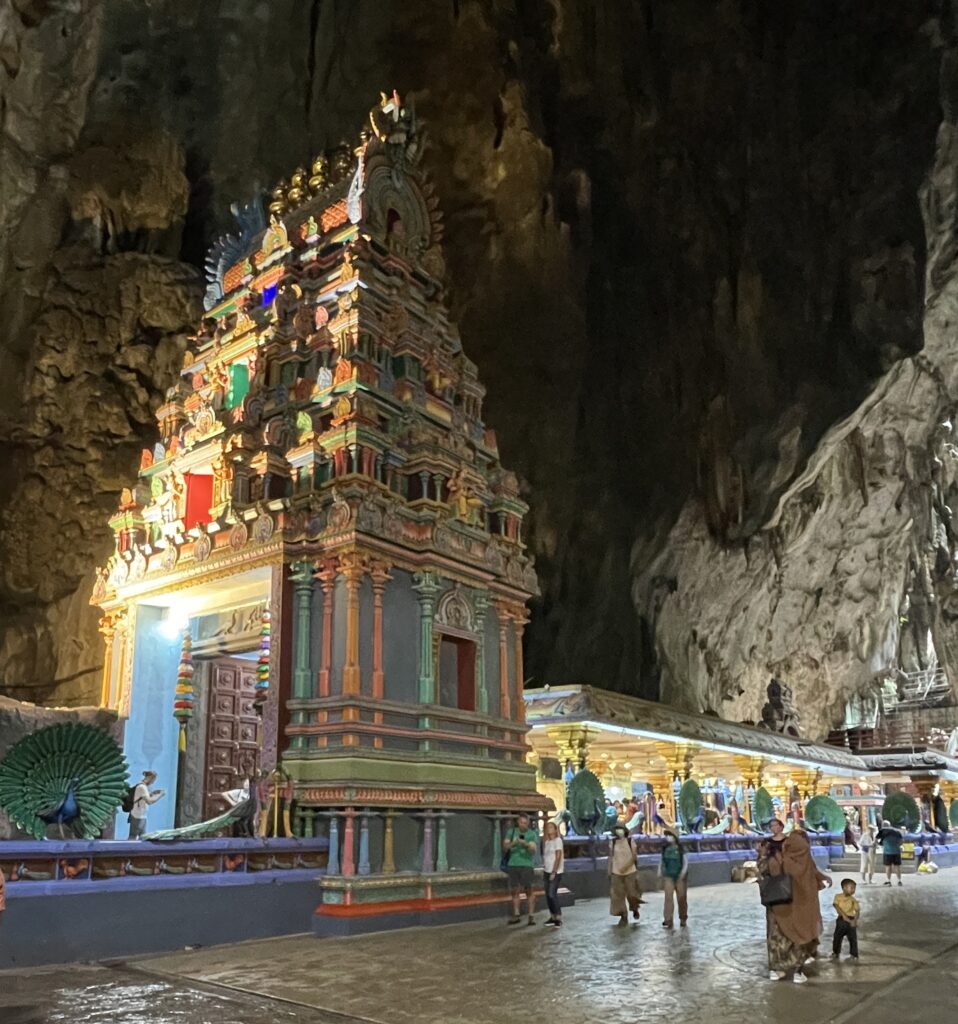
[1,2,956,736]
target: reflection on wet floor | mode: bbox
[3,873,957,1024]
[0,968,335,1024]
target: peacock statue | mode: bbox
[560,769,606,836]
[0,723,129,840]
[803,795,845,834]
[752,786,775,830]
[882,792,921,832]
[678,779,705,833]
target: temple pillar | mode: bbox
[382,810,396,873]
[793,768,822,801]
[358,809,371,876]
[490,813,504,868]
[412,571,441,703]
[474,592,489,715]
[341,807,356,876]
[98,615,116,709]
[511,608,528,723]
[495,602,510,719]
[340,553,365,696]
[315,558,337,698]
[370,562,391,700]
[436,813,449,872]
[421,811,435,873]
[327,812,340,874]
[290,560,314,699]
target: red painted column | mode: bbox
[341,807,356,877]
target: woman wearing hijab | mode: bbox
[608,822,642,925]
[757,818,832,983]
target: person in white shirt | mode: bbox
[859,824,876,884]
[128,770,165,839]
[541,820,564,927]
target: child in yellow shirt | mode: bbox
[831,877,860,960]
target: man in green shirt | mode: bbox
[504,812,538,925]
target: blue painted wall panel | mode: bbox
[116,606,182,835]
[382,569,419,703]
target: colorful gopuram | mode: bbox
[92,91,546,925]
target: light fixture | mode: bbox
[159,607,190,639]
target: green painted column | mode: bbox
[412,571,441,704]
[289,560,315,750]
[436,813,449,872]
[290,560,315,699]
[474,591,489,715]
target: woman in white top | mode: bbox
[541,821,564,927]
[860,824,876,884]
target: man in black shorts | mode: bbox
[876,819,904,886]
[503,812,539,925]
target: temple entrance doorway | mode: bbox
[438,634,476,712]
[202,655,260,820]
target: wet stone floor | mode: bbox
[2,871,957,1024]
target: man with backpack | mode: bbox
[125,770,165,839]
[876,819,904,887]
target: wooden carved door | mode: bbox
[204,657,260,819]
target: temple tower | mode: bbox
[93,92,546,924]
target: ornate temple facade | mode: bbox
[92,92,545,919]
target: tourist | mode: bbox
[830,878,860,961]
[658,829,688,928]
[608,822,642,925]
[503,812,538,925]
[614,800,625,823]
[541,820,564,927]
[757,817,832,984]
[860,824,877,884]
[128,770,165,839]
[843,815,859,852]
[875,819,903,886]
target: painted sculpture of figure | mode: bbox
[222,778,257,838]
[446,467,483,525]
[652,800,672,834]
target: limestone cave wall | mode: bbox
[1,1,956,737]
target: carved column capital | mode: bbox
[412,569,442,602]
[369,560,393,591]
[314,557,338,592]
[289,558,316,587]
[337,551,367,580]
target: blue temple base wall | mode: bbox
[0,875,319,968]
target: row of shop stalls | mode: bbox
[522,686,958,892]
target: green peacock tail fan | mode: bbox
[678,779,703,831]
[882,791,921,831]
[753,786,775,828]
[0,723,129,840]
[803,794,845,833]
[566,768,605,835]
[144,807,237,842]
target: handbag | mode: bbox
[758,871,793,906]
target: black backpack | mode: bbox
[120,785,137,813]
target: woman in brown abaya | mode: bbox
[757,818,832,983]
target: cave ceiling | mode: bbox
[1,1,956,737]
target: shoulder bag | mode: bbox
[758,871,793,906]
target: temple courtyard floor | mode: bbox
[2,871,957,1024]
